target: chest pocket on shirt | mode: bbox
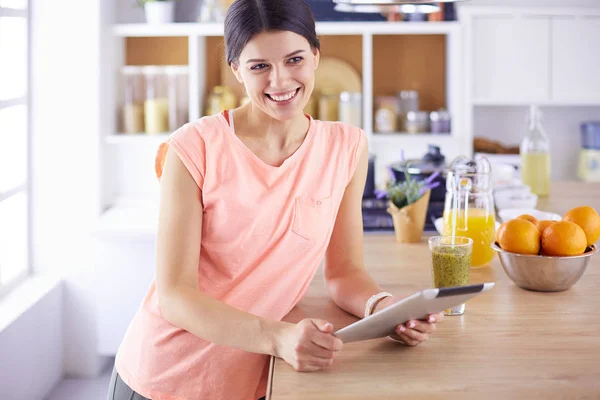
[291,194,333,241]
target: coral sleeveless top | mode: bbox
[115,111,366,400]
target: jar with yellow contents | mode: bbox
[143,66,169,134]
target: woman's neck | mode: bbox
[234,103,309,150]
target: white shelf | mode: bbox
[473,99,600,107]
[370,132,456,143]
[113,22,223,37]
[106,133,170,144]
[113,21,460,37]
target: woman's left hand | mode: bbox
[373,296,444,347]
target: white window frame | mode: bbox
[0,3,32,299]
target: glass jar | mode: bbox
[166,65,189,131]
[405,111,429,134]
[206,86,237,116]
[121,66,145,134]
[374,96,398,133]
[339,91,362,128]
[430,109,451,134]
[442,155,497,268]
[143,66,169,134]
[398,90,419,130]
[318,89,339,121]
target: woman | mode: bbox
[108,0,442,399]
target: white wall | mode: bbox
[0,282,62,400]
[474,106,600,181]
[28,0,111,380]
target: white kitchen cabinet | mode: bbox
[471,15,550,103]
[94,205,158,355]
[551,17,600,103]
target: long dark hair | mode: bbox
[224,0,321,66]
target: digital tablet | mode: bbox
[334,283,495,343]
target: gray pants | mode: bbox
[107,367,150,400]
[107,366,267,400]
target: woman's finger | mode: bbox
[396,324,429,342]
[389,332,420,346]
[310,331,343,352]
[305,342,336,360]
[297,354,334,369]
[404,319,436,334]
[427,313,444,323]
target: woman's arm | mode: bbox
[324,141,441,346]
[323,142,386,319]
[155,146,342,368]
[156,146,280,355]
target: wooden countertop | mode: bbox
[267,182,600,399]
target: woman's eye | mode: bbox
[251,63,268,71]
[288,57,303,64]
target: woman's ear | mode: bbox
[230,62,243,84]
[313,48,320,70]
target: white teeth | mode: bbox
[269,89,297,102]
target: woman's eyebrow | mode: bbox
[245,49,305,64]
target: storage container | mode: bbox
[121,66,145,133]
[143,66,169,134]
[166,65,189,131]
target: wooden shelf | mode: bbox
[125,36,188,65]
[373,34,446,111]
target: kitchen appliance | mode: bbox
[332,0,466,15]
[362,153,397,231]
[363,145,448,232]
[364,154,376,198]
[577,122,600,182]
[389,145,447,202]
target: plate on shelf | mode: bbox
[315,57,362,94]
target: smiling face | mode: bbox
[231,30,319,121]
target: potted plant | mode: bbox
[376,169,440,243]
[137,0,177,24]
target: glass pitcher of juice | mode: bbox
[442,155,496,268]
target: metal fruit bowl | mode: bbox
[491,242,598,292]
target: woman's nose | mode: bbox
[269,66,291,88]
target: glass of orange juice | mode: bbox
[443,156,497,268]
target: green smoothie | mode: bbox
[431,245,472,288]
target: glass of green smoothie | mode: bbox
[428,236,473,316]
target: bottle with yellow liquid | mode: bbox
[442,155,497,268]
[520,105,551,197]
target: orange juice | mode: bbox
[442,208,496,267]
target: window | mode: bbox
[0,1,30,298]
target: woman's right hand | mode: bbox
[275,319,344,372]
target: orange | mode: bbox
[495,222,507,244]
[562,206,600,246]
[517,214,538,225]
[541,221,587,256]
[498,219,540,255]
[535,220,556,235]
